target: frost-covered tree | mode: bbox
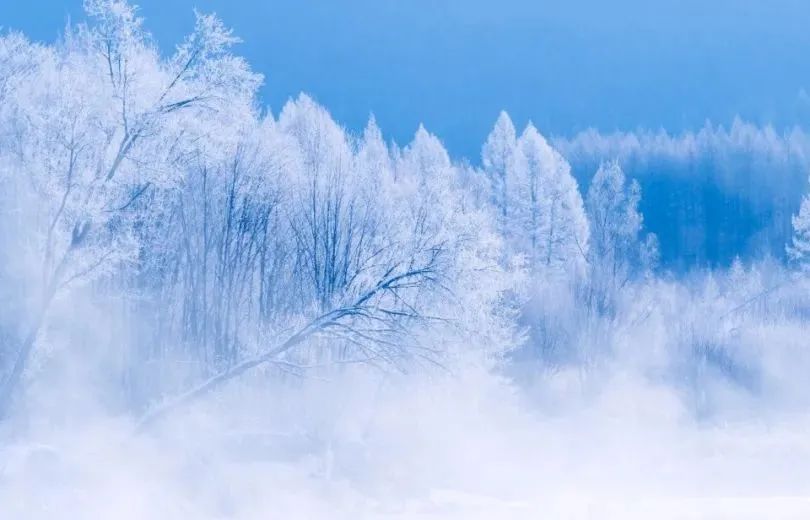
[0,0,261,414]
[481,114,589,279]
[726,256,763,308]
[515,123,590,278]
[355,116,394,189]
[278,94,375,313]
[788,181,810,273]
[137,120,520,427]
[482,111,523,222]
[395,124,520,361]
[0,30,33,104]
[0,3,522,427]
[585,160,656,313]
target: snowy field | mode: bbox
[4,364,810,519]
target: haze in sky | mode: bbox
[3,0,809,158]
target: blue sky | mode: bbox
[3,0,810,158]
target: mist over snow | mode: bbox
[3,2,810,519]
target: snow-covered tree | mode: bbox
[0,0,261,415]
[482,111,523,222]
[788,181,810,273]
[515,123,590,278]
[395,124,520,362]
[278,94,372,312]
[726,256,763,308]
[585,160,655,313]
[355,116,394,189]
[0,30,34,105]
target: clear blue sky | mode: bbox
[3,0,810,159]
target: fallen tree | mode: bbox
[135,248,445,431]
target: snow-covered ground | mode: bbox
[3,368,810,519]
